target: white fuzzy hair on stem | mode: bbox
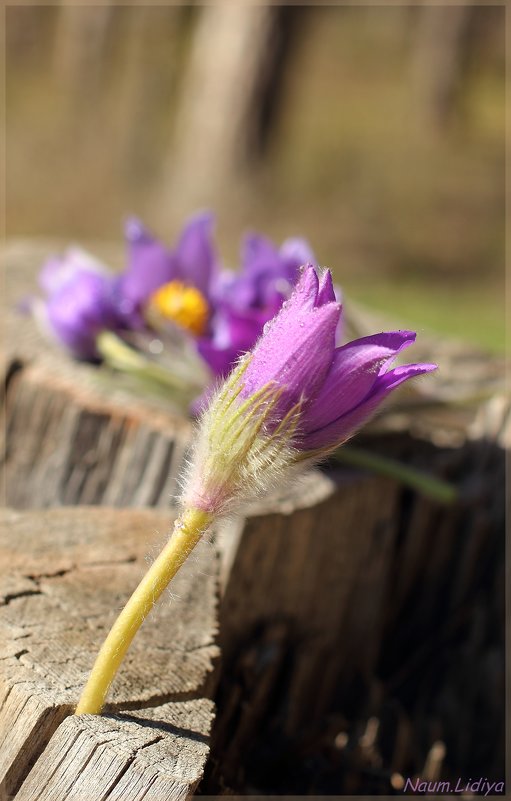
[181,357,302,517]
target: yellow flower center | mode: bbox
[150,281,209,337]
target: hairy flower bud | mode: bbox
[183,265,436,514]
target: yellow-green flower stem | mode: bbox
[75,508,212,716]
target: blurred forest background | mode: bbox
[6,3,505,353]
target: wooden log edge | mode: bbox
[0,507,220,800]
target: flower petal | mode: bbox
[301,361,437,450]
[121,218,176,311]
[241,300,341,415]
[174,212,217,297]
[290,264,319,310]
[301,330,417,432]
[46,270,119,360]
[241,234,280,274]
[39,248,108,295]
[316,270,336,306]
[198,304,268,377]
[238,233,316,309]
[280,237,316,267]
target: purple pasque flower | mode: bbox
[221,232,316,309]
[197,232,319,377]
[196,303,276,378]
[37,248,120,360]
[117,212,324,380]
[240,264,437,452]
[117,212,217,329]
[183,264,435,517]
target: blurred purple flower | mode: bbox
[240,265,437,452]
[34,214,322,378]
[218,233,315,310]
[199,232,319,376]
[116,213,322,378]
[37,248,120,360]
[117,213,218,328]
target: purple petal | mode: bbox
[198,304,269,377]
[239,233,304,307]
[235,233,316,314]
[125,217,154,246]
[46,270,119,360]
[40,256,64,293]
[197,340,241,377]
[301,330,417,432]
[120,217,176,313]
[241,234,280,274]
[246,265,323,344]
[316,270,336,306]
[291,264,319,310]
[373,362,438,393]
[280,237,316,267]
[174,212,217,297]
[301,362,437,450]
[39,248,108,295]
[241,300,341,416]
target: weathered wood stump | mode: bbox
[1,241,507,795]
[0,507,217,800]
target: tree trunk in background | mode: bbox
[115,6,188,184]
[156,4,301,222]
[412,4,472,132]
[52,3,114,100]
[5,6,57,66]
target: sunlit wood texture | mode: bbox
[0,507,217,801]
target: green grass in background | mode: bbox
[343,277,505,355]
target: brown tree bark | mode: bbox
[156,4,303,221]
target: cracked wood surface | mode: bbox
[0,507,219,800]
[3,357,193,510]
[15,702,214,801]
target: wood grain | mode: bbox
[15,701,214,801]
[0,507,219,799]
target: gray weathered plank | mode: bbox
[15,701,214,801]
[0,507,219,799]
